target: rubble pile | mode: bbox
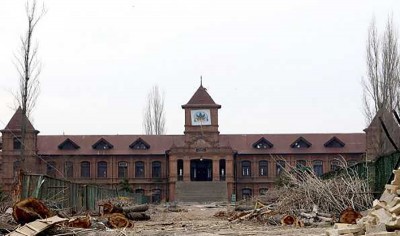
[327,168,400,236]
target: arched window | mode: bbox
[242,188,252,200]
[135,161,145,178]
[241,161,251,176]
[313,160,323,176]
[47,161,56,177]
[259,188,268,195]
[97,161,107,178]
[118,161,128,178]
[276,160,285,175]
[64,161,73,178]
[259,161,268,176]
[348,160,357,167]
[220,159,226,181]
[330,160,340,171]
[152,161,161,178]
[152,189,161,203]
[296,160,307,169]
[135,188,144,195]
[81,161,90,178]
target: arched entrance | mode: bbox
[190,159,212,181]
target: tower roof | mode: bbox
[2,107,37,132]
[182,85,221,108]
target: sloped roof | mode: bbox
[37,135,185,155]
[37,133,365,156]
[182,85,221,108]
[2,107,37,132]
[219,133,365,154]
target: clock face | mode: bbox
[191,109,211,126]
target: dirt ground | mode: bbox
[130,203,329,236]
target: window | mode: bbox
[135,188,144,194]
[47,161,56,177]
[220,159,226,181]
[348,160,357,167]
[97,161,107,178]
[118,161,128,178]
[58,139,80,150]
[324,137,345,148]
[81,161,90,178]
[259,188,268,195]
[152,189,161,203]
[276,160,285,175]
[241,161,251,176]
[177,159,183,181]
[135,161,145,178]
[253,137,273,149]
[330,160,340,171]
[130,138,150,150]
[13,137,22,150]
[13,161,20,177]
[242,188,252,200]
[290,137,311,148]
[92,138,113,150]
[152,161,161,178]
[313,160,323,176]
[259,161,268,176]
[296,160,307,169]
[64,161,73,178]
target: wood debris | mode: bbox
[7,215,67,236]
[12,198,52,225]
[327,167,400,235]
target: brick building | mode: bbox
[0,85,366,202]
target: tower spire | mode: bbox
[200,75,203,87]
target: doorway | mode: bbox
[190,159,212,181]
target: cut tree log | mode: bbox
[125,212,151,221]
[122,204,149,213]
[281,215,296,225]
[12,198,53,225]
[107,213,133,228]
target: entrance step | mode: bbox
[175,181,227,203]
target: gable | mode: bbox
[58,138,80,150]
[129,138,150,150]
[290,137,312,148]
[92,138,113,150]
[324,136,345,148]
[252,137,273,149]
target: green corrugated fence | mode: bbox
[20,174,139,212]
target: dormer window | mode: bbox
[252,137,273,149]
[130,138,150,150]
[58,138,80,150]
[324,136,345,148]
[92,138,113,150]
[290,137,311,149]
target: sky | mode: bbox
[1,0,400,135]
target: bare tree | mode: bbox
[14,0,45,171]
[363,17,400,123]
[143,85,166,135]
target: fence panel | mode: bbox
[20,174,135,212]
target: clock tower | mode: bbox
[182,83,221,146]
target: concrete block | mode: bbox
[381,190,397,204]
[371,208,393,224]
[388,198,400,208]
[337,224,364,234]
[390,205,400,215]
[326,229,339,236]
[391,170,400,185]
[365,222,387,234]
[386,185,399,194]
[374,199,388,210]
[365,232,397,235]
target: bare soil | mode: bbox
[131,203,329,236]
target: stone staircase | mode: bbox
[175,181,227,203]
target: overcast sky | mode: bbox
[1,0,400,135]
